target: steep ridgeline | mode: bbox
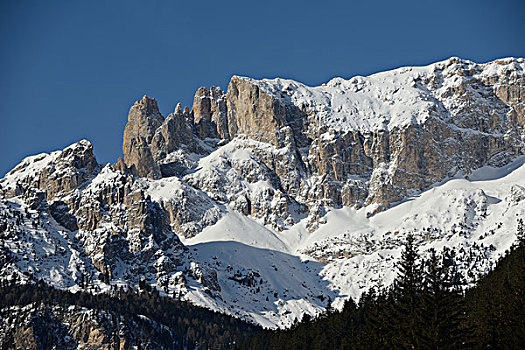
[118,57,524,233]
[0,141,220,299]
[1,57,524,330]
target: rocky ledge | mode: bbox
[118,57,524,232]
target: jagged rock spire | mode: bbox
[122,95,163,179]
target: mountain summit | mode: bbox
[1,57,524,329]
[121,57,524,228]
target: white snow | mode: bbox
[182,157,525,324]
[236,57,524,133]
[144,176,185,202]
[182,207,289,253]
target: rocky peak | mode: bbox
[174,102,183,114]
[122,95,164,179]
[149,102,196,177]
[115,58,524,232]
[193,86,229,139]
[0,140,99,201]
[226,76,296,147]
[130,96,163,124]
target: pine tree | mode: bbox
[391,233,424,349]
[359,286,393,349]
[325,296,334,315]
[517,218,525,247]
[420,248,467,349]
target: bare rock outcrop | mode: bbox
[122,96,163,179]
[150,104,196,176]
[115,57,525,231]
[0,304,173,349]
[226,76,308,148]
[193,86,229,139]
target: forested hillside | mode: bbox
[244,223,525,349]
[0,281,260,349]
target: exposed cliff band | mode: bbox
[0,56,524,330]
[119,57,525,230]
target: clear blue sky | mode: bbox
[1,0,524,175]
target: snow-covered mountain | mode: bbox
[1,57,524,329]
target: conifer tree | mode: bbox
[391,233,424,349]
[517,218,525,247]
[420,248,467,349]
[359,286,393,349]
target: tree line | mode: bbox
[0,279,260,349]
[243,221,525,349]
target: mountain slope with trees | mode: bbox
[0,281,260,349]
[244,226,525,349]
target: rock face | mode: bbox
[1,57,524,332]
[3,140,99,200]
[225,76,308,148]
[193,86,229,140]
[150,104,196,177]
[122,96,163,179]
[117,57,525,231]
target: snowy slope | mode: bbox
[1,126,523,330]
[180,157,525,324]
[240,57,525,133]
[1,57,524,330]
[310,156,525,308]
[0,198,97,289]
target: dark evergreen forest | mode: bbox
[244,223,525,349]
[0,280,260,349]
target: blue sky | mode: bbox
[1,0,524,175]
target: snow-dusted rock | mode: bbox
[1,57,525,329]
[117,57,525,230]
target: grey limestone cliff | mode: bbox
[118,57,525,231]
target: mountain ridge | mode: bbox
[0,57,524,329]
